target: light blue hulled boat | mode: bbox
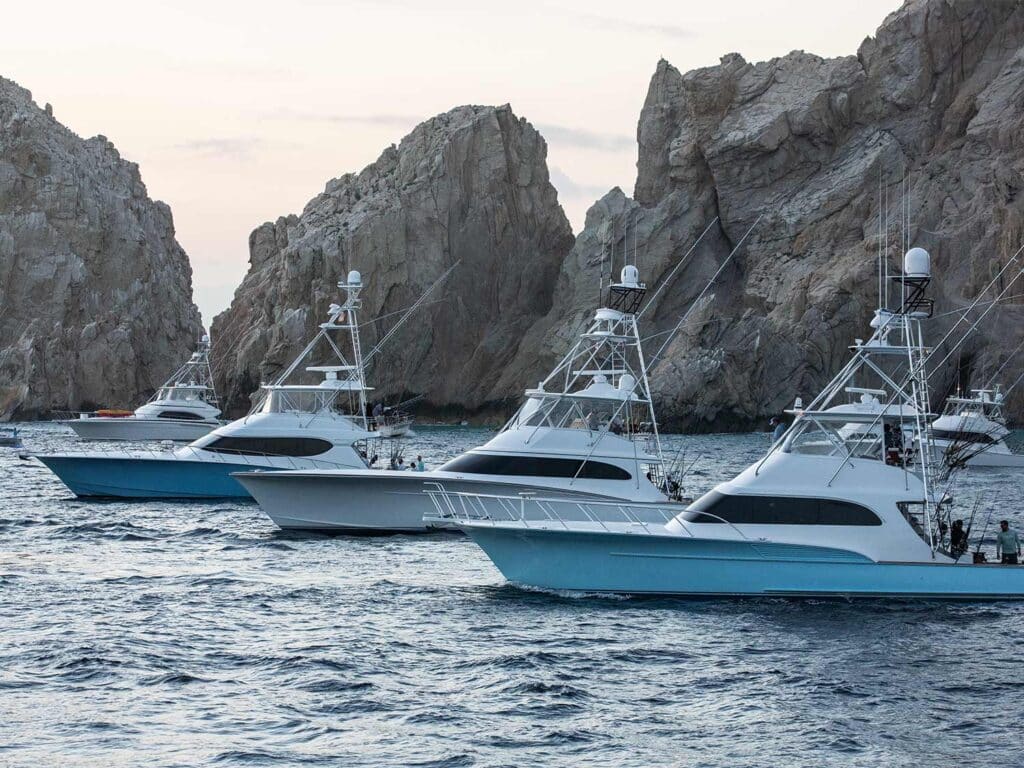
[429,248,1024,599]
[36,271,380,500]
[37,447,299,499]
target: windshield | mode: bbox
[510,395,646,435]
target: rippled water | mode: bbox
[3,423,1024,766]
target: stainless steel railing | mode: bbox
[422,483,751,539]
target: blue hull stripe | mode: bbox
[38,456,254,499]
[465,526,1024,599]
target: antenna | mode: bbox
[877,166,883,311]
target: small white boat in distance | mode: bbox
[931,388,1024,468]
[63,336,224,442]
[0,427,22,448]
[428,248,1024,599]
[374,408,414,438]
[235,265,684,533]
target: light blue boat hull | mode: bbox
[37,455,253,499]
[464,526,1024,599]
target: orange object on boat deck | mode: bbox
[95,409,133,418]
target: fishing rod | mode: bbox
[955,495,983,564]
[363,260,461,367]
[636,218,720,319]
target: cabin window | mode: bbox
[198,436,334,457]
[682,491,882,526]
[931,428,995,445]
[156,410,206,421]
[440,453,631,480]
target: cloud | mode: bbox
[537,123,634,153]
[580,14,693,40]
[322,113,421,127]
[549,166,609,201]
[173,137,264,158]
[264,108,420,128]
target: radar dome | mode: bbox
[618,373,636,393]
[620,265,639,288]
[347,269,362,285]
[903,247,930,279]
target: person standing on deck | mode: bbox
[770,417,786,443]
[996,520,1021,564]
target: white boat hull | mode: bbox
[234,469,653,533]
[64,417,219,442]
[932,439,1024,468]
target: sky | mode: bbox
[5,0,900,325]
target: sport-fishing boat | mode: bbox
[427,248,1024,599]
[0,427,22,448]
[931,388,1024,469]
[235,265,681,532]
[36,271,380,499]
[63,336,224,442]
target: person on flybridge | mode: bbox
[769,417,786,443]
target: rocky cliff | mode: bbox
[507,0,1024,430]
[0,77,202,419]
[211,104,574,416]
[215,0,1024,428]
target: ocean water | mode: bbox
[2,423,1024,767]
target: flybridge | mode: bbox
[252,270,371,426]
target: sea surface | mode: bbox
[2,423,1024,767]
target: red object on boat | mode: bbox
[95,409,133,418]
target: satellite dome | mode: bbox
[618,373,636,393]
[903,247,930,279]
[620,265,640,288]
[347,269,362,285]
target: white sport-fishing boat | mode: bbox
[235,265,682,533]
[63,336,224,442]
[426,248,1024,599]
[36,271,381,499]
[931,388,1024,468]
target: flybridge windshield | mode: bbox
[156,387,211,402]
[509,395,649,435]
[258,388,360,416]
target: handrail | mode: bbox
[422,484,761,542]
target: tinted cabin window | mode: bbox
[157,410,206,421]
[683,491,882,526]
[441,453,631,480]
[931,428,995,445]
[201,436,333,457]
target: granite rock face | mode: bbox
[511,0,1024,430]
[0,77,202,419]
[211,104,574,415]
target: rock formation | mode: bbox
[508,0,1024,430]
[211,104,574,416]
[0,77,202,419]
[216,0,1024,428]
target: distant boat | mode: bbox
[931,387,1024,469]
[62,336,224,442]
[0,427,22,448]
[35,271,381,499]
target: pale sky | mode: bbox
[6,0,900,325]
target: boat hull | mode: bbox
[234,470,641,533]
[37,454,254,499]
[64,418,218,442]
[462,525,1024,599]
